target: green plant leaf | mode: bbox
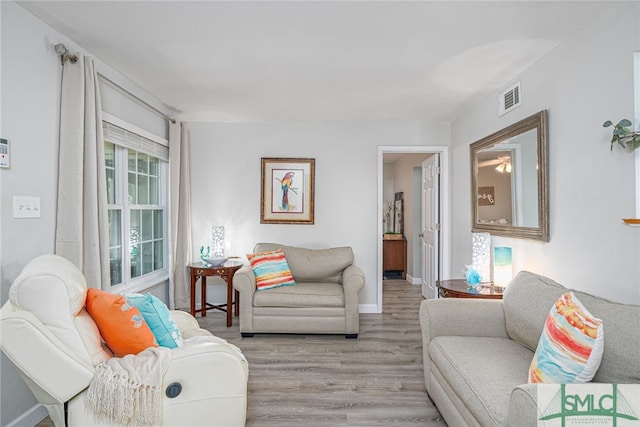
[618,119,633,127]
[603,120,613,127]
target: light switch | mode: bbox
[13,196,41,218]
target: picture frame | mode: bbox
[261,157,315,224]
[477,186,495,206]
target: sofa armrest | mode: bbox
[169,309,218,339]
[69,339,249,427]
[233,265,256,333]
[170,309,201,331]
[0,309,95,404]
[342,264,365,334]
[168,339,248,387]
[507,384,539,427]
[419,298,508,341]
[342,264,366,293]
[420,298,509,394]
[233,264,256,294]
[164,340,248,426]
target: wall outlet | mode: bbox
[13,196,41,218]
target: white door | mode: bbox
[421,155,440,299]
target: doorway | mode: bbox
[377,146,450,313]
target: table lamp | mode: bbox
[212,226,225,257]
[471,232,491,283]
[493,246,513,288]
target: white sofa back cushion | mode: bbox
[9,254,111,366]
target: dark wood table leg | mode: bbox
[201,276,207,317]
[226,272,233,327]
[234,290,239,317]
[190,272,196,317]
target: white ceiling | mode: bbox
[18,1,611,123]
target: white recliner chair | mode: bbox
[0,254,248,426]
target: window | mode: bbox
[103,115,169,290]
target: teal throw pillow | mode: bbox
[126,293,184,349]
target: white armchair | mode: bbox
[0,254,248,426]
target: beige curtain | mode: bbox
[55,55,110,288]
[169,122,193,309]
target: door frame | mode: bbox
[377,145,450,313]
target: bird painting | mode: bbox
[276,171,298,211]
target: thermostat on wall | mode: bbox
[0,138,9,168]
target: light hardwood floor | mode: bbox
[37,280,445,426]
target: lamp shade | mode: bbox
[212,226,225,257]
[493,246,512,288]
[471,232,491,283]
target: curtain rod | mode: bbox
[54,43,78,64]
[97,72,177,124]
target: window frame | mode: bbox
[103,113,169,294]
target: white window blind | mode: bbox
[103,117,169,161]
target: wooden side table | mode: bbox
[383,238,407,279]
[189,261,243,327]
[437,279,504,300]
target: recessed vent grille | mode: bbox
[499,81,521,116]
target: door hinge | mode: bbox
[435,223,441,231]
[435,166,441,175]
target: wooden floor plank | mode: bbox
[196,279,446,426]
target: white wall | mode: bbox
[0,3,174,425]
[1,3,64,424]
[450,3,640,304]
[188,122,449,307]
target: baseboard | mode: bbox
[6,404,48,427]
[405,274,422,285]
[359,304,380,313]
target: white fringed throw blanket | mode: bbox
[86,347,171,426]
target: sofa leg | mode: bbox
[241,333,254,338]
[345,334,358,339]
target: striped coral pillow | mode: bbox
[247,248,296,291]
[528,292,604,383]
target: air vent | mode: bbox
[498,81,521,116]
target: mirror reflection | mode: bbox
[471,110,549,242]
[393,192,404,235]
[475,127,538,227]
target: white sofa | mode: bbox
[0,254,249,426]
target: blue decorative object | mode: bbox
[465,266,482,286]
[199,246,211,265]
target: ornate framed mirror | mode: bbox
[470,110,549,242]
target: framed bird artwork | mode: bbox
[261,157,315,224]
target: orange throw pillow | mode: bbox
[85,288,158,357]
